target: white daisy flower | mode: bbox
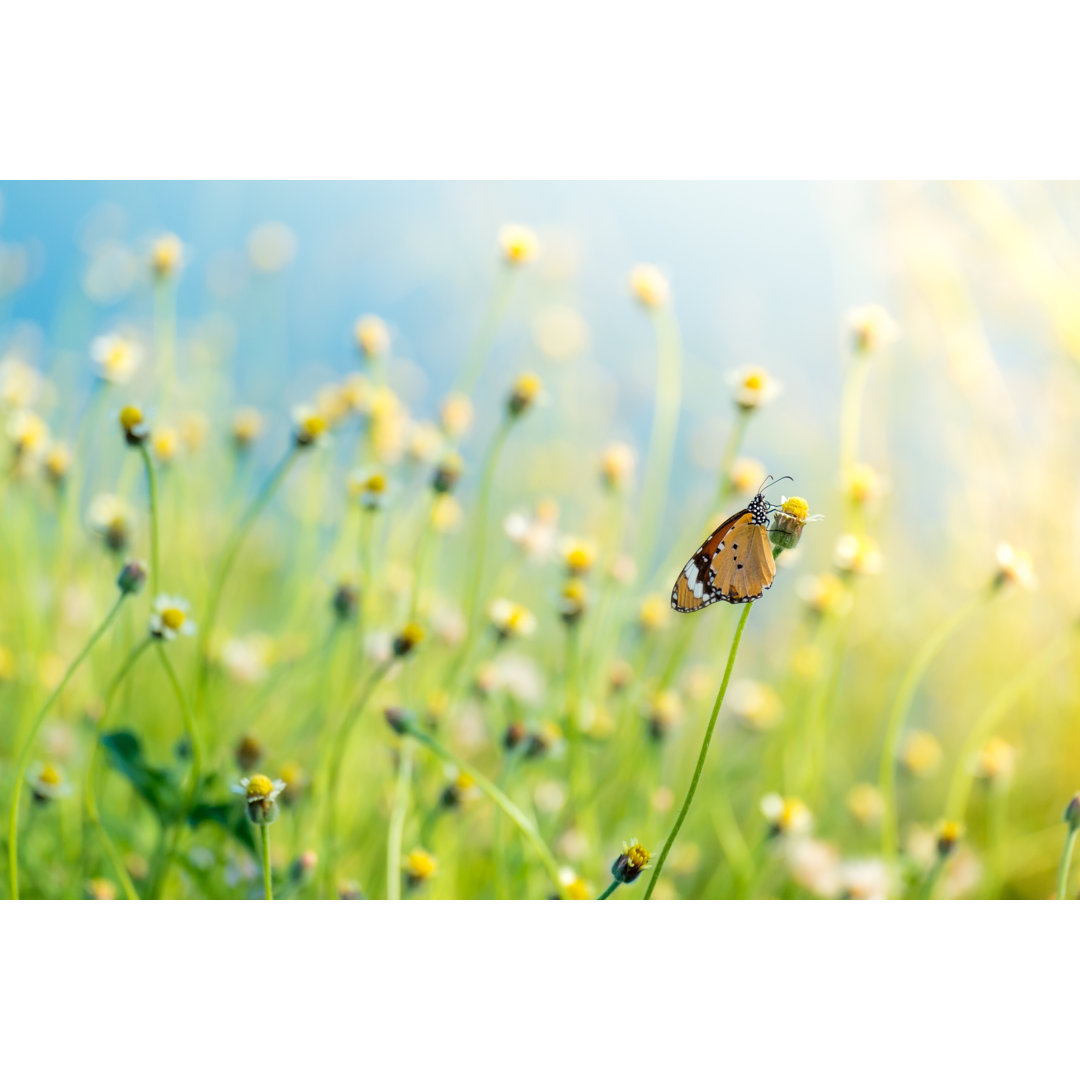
[149,594,196,641]
[91,333,143,385]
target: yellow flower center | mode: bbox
[399,623,424,647]
[246,774,274,799]
[39,765,61,786]
[366,473,387,494]
[623,842,650,870]
[161,607,186,632]
[300,413,327,440]
[119,405,143,431]
[780,496,809,523]
[106,345,128,372]
[406,848,437,879]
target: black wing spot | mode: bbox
[737,563,744,570]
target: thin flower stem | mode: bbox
[386,741,415,900]
[137,443,161,597]
[879,589,991,858]
[918,854,948,900]
[644,601,753,900]
[84,637,154,901]
[7,591,127,900]
[261,825,274,900]
[713,409,750,507]
[597,879,620,900]
[1057,826,1077,900]
[456,266,514,396]
[197,445,299,707]
[404,726,568,898]
[839,356,870,530]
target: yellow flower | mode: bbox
[0,354,41,409]
[600,442,636,490]
[730,457,767,496]
[612,839,651,884]
[847,783,884,826]
[936,820,963,856]
[233,774,286,825]
[29,763,72,801]
[844,463,885,504]
[44,442,72,485]
[150,233,184,278]
[994,543,1036,590]
[900,730,942,777]
[727,679,783,731]
[769,496,821,551]
[149,595,196,642]
[316,383,351,428]
[87,878,117,900]
[439,392,474,439]
[648,689,682,739]
[91,333,143,385]
[558,580,588,624]
[638,594,669,632]
[393,623,425,657]
[349,469,387,510]
[118,404,149,445]
[796,573,851,617]
[760,793,812,836]
[354,315,390,359]
[293,406,328,448]
[7,409,49,458]
[339,373,374,415]
[152,426,181,464]
[729,365,782,411]
[974,737,1017,784]
[405,847,437,886]
[430,493,463,533]
[87,493,133,552]
[498,223,539,266]
[833,533,883,576]
[507,372,542,417]
[560,537,596,576]
[629,264,669,309]
[559,867,591,900]
[489,599,537,640]
[848,304,899,356]
[232,407,263,450]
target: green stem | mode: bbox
[405,726,568,898]
[1057,825,1078,900]
[713,409,750,507]
[879,589,991,858]
[644,602,753,900]
[597,879,620,900]
[456,266,514,397]
[918,854,948,900]
[7,591,127,899]
[84,638,153,901]
[197,445,299,707]
[261,825,273,900]
[839,357,870,528]
[387,741,415,900]
[137,443,161,597]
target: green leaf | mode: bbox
[101,729,183,823]
[188,801,257,854]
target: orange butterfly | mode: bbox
[671,479,788,612]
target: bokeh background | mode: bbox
[1,181,1077,899]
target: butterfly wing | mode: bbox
[711,519,776,603]
[671,509,752,613]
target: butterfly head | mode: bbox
[747,492,771,526]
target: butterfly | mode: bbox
[670,479,788,612]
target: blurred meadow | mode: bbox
[1,179,1077,900]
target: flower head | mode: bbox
[560,537,596,577]
[7,409,49,460]
[332,582,360,622]
[600,442,636,491]
[393,623,425,657]
[430,493,463,534]
[796,572,851,617]
[611,839,651,884]
[149,595,196,642]
[247,222,297,273]
[558,580,588,625]
[730,457,767,497]
[769,496,822,552]
[232,774,286,825]
[936,820,963,857]
[118,404,149,446]
[488,599,537,641]
[231,407,264,451]
[91,339,143,390]
[638,594,669,632]
[292,406,328,448]
[844,463,886,505]
[150,233,184,279]
[993,543,1036,591]
[354,315,390,360]
[234,734,264,772]
[152,426,181,465]
[507,372,542,418]
[900,730,942,777]
[848,304,900,356]
[727,679,783,732]
[116,560,147,596]
[44,442,72,486]
[847,783,884,827]
[760,793,812,837]
[88,493,133,553]
[29,763,72,803]
[432,452,464,495]
[729,366,782,411]
[404,847,437,888]
[439,392,474,439]
[647,689,682,740]
[833,533,883,576]
[498,224,539,266]
[629,264,669,309]
[349,469,387,510]
[974,737,1017,785]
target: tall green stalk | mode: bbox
[644,602,753,899]
[386,741,415,900]
[7,591,128,899]
[137,443,161,596]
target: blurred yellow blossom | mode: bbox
[729,365,781,411]
[730,457,767,496]
[761,794,812,837]
[847,783,885,827]
[629,264,669,309]
[727,679,783,731]
[994,543,1036,590]
[600,442,636,490]
[848,304,900,356]
[498,223,539,266]
[354,315,390,359]
[833,533,883,576]
[150,233,184,278]
[975,737,1017,784]
[900,730,942,777]
[439,392,474,439]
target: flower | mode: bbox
[504,500,559,562]
[488,599,537,640]
[152,426,181,465]
[0,354,41,408]
[118,404,149,446]
[87,878,117,900]
[439,392,474,439]
[440,771,477,810]
[233,774,286,825]
[796,572,851,617]
[560,537,596,576]
[900,730,942,777]
[838,859,892,900]
[729,365,782,411]
[993,543,1036,590]
[1064,794,1080,830]
[293,406,328,448]
[29,763,72,802]
[833,533,883,576]
[533,305,588,361]
[149,595,196,642]
[432,452,464,495]
[87,493,133,552]
[647,689,682,740]
[760,793,812,837]
[430,494,463,533]
[44,442,72,486]
[936,820,963,857]
[629,264,669,309]
[404,847,438,888]
[234,735,264,772]
[844,463,885,504]
[600,442,636,490]
[7,409,49,460]
[848,304,900,356]
[179,411,208,452]
[727,679,783,731]
[332,582,360,622]
[769,496,822,552]
[974,736,1017,784]
[498,224,539,266]
[221,635,271,683]
[91,336,143,388]
[279,762,308,806]
[558,580,588,625]
[150,233,184,278]
[638,594,669,632]
[354,315,390,359]
[116,560,147,596]
[393,623,424,657]
[730,457,767,496]
[611,839,651,884]
[507,372,542,417]
[349,469,387,510]
[846,783,884,827]
[558,867,591,900]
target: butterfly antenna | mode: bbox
[760,474,793,493]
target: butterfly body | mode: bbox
[671,492,776,612]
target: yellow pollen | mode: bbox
[743,372,764,390]
[161,607,185,631]
[39,765,61,786]
[623,842,650,870]
[366,473,387,494]
[400,623,424,647]
[780,497,809,523]
[246,774,274,799]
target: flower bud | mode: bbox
[119,404,149,446]
[432,452,464,495]
[936,820,962,857]
[507,373,541,418]
[384,706,413,736]
[116,560,147,595]
[234,734,263,772]
[611,840,650,884]
[392,623,424,657]
[1065,794,1080,830]
[770,496,814,551]
[332,582,360,621]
